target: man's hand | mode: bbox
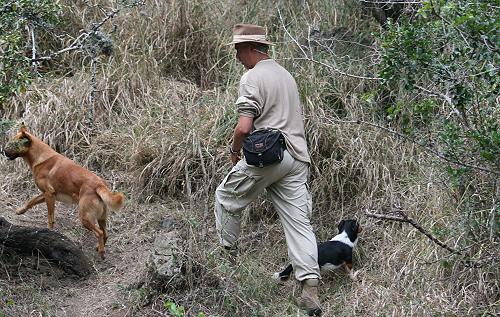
[229,145,241,165]
[230,152,241,165]
[230,115,253,166]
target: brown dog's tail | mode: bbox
[96,186,124,210]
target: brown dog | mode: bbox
[3,126,124,258]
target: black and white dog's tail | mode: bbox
[272,264,293,284]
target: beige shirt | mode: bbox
[236,59,310,163]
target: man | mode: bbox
[214,24,322,316]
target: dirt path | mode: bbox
[0,167,170,317]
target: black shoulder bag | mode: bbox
[242,129,286,168]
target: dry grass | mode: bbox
[0,0,498,316]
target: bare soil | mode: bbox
[0,165,170,317]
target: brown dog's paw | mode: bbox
[95,245,106,259]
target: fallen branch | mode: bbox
[365,209,462,255]
[364,211,409,223]
[0,217,92,277]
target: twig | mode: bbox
[321,117,500,175]
[302,56,383,80]
[0,1,15,14]
[415,84,453,105]
[32,0,146,62]
[363,211,408,223]
[31,38,84,62]
[277,9,382,81]
[365,209,462,255]
[29,24,36,68]
[278,9,308,58]
[32,8,120,62]
[359,0,423,3]
[86,52,97,128]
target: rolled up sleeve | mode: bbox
[236,83,262,118]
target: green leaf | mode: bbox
[480,151,495,162]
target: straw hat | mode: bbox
[227,23,273,46]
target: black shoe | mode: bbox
[306,307,322,316]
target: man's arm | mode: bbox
[230,116,253,165]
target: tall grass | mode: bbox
[1,0,497,316]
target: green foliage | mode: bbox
[163,300,206,317]
[0,120,15,135]
[378,0,499,264]
[0,0,63,106]
[0,297,14,317]
[379,0,500,174]
[164,301,185,317]
[0,31,31,105]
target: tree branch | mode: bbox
[321,117,500,175]
[278,9,382,81]
[365,209,462,255]
[359,0,423,3]
[32,8,120,62]
[0,1,15,14]
[415,84,453,106]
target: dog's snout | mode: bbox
[3,147,17,160]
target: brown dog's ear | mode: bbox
[19,124,30,143]
[20,123,27,134]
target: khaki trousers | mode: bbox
[215,150,320,281]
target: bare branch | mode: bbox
[30,25,36,62]
[299,56,383,81]
[278,9,309,58]
[365,209,462,255]
[415,84,453,105]
[277,9,382,81]
[321,117,500,175]
[363,211,408,223]
[0,1,15,14]
[32,8,120,62]
[359,0,422,3]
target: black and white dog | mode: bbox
[273,219,362,283]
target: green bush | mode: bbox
[379,0,499,174]
[0,0,63,107]
[378,0,499,256]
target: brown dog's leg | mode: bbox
[44,192,56,229]
[16,194,45,215]
[97,217,108,247]
[81,215,105,259]
[79,196,106,259]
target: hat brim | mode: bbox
[225,39,273,46]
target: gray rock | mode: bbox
[146,219,185,288]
